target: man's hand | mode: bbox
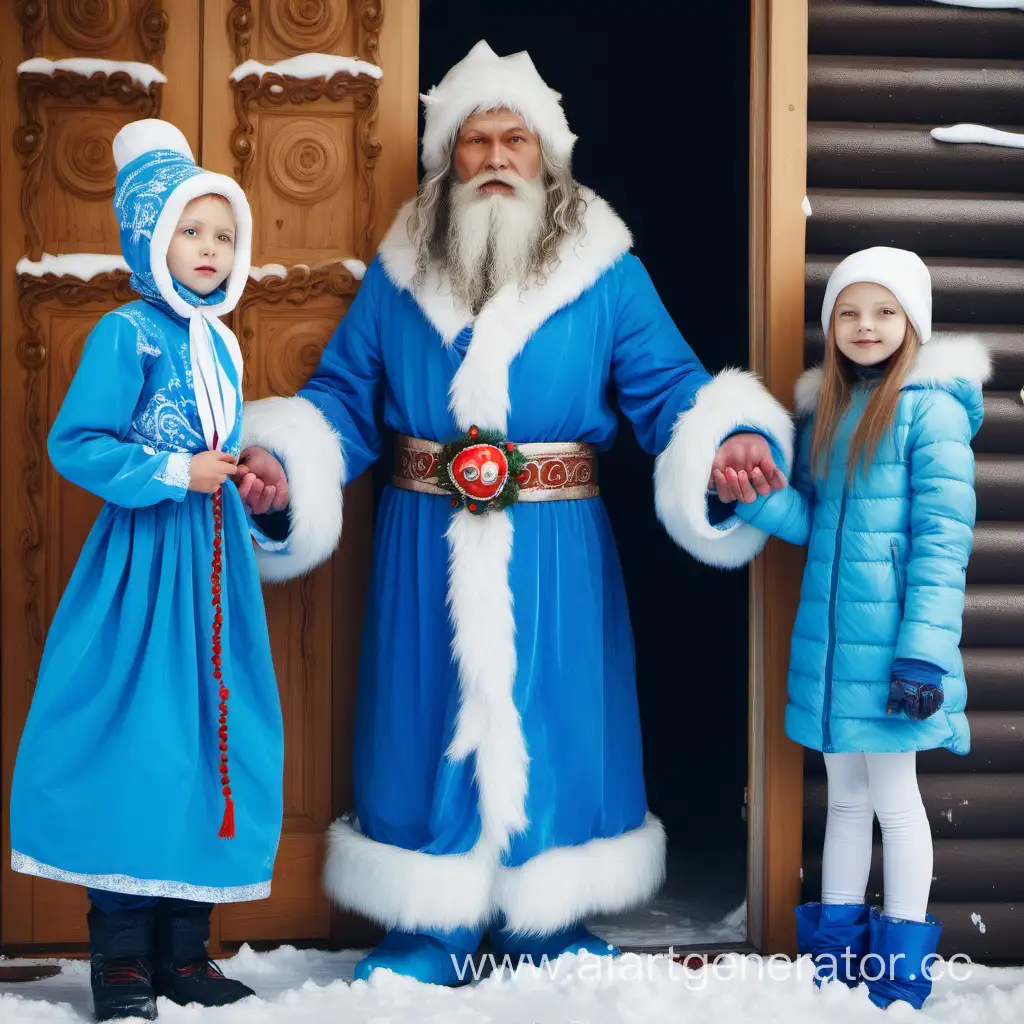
[709,432,787,504]
[235,445,289,515]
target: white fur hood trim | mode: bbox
[794,335,992,415]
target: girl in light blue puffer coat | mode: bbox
[725,247,990,1011]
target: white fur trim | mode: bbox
[240,396,345,582]
[495,813,667,935]
[322,814,666,933]
[379,190,633,430]
[794,334,993,413]
[323,818,497,932]
[420,41,575,173]
[654,370,794,569]
[148,171,252,319]
[821,246,932,343]
[446,508,529,847]
[904,333,992,386]
[113,118,194,169]
[377,201,469,345]
[794,367,825,417]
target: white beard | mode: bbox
[446,171,546,313]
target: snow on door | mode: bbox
[0,0,417,953]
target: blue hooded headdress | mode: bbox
[112,119,252,452]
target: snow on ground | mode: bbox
[2,944,1023,1023]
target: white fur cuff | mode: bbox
[241,396,345,582]
[654,369,794,569]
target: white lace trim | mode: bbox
[11,850,271,903]
[155,450,192,491]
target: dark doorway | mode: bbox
[416,1,752,947]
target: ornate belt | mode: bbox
[393,427,598,514]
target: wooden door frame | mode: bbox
[746,0,809,956]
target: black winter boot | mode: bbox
[87,907,157,1022]
[152,900,254,1007]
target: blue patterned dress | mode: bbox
[9,139,282,902]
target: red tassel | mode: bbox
[218,794,235,839]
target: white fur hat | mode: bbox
[821,246,933,343]
[420,40,576,173]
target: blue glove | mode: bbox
[886,678,943,721]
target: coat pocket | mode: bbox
[890,539,907,600]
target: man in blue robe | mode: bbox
[237,41,792,984]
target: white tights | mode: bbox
[821,752,932,923]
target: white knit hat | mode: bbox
[821,246,933,343]
[419,40,576,173]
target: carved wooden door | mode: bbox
[0,0,417,953]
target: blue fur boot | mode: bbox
[353,926,482,986]
[863,908,942,1010]
[795,902,870,987]
[490,921,620,966]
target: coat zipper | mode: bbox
[822,488,848,753]
[890,539,905,597]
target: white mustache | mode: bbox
[464,170,526,195]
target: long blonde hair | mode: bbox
[810,317,921,479]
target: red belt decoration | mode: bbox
[210,432,233,839]
[393,428,599,513]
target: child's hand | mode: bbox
[709,433,787,502]
[235,446,289,514]
[886,679,944,720]
[712,466,787,504]
[189,451,238,493]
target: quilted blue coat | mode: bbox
[737,338,990,754]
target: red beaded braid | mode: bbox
[211,432,234,839]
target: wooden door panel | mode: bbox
[17,1,170,64]
[234,98,380,266]
[228,0,382,67]
[18,74,161,261]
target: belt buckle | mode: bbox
[439,425,527,515]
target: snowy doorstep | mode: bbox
[3,944,1024,1023]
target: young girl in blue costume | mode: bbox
[724,247,989,1010]
[9,119,282,1021]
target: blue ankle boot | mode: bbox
[863,908,942,1010]
[795,902,870,987]
[353,926,482,986]
[490,921,620,965]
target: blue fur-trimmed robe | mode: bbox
[243,193,791,934]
